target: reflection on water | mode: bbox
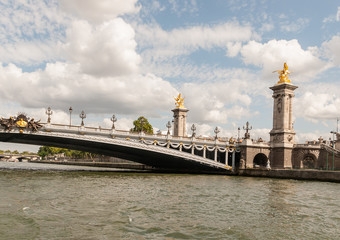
[0,162,339,239]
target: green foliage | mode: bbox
[0,149,34,155]
[37,146,97,160]
[131,116,153,134]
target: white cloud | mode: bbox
[0,40,58,66]
[280,18,309,33]
[250,128,270,142]
[322,7,340,23]
[321,35,340,66]
[0,62,178,116]
[295,131,333,144]
[0,0,66,42]
[168,0,198,15]
[226,42,242,57]
[181,80,253,124]
[59,0,140,24]
[240,39,330,82]
[260,23,274,33]
[137,21,255,59]
[102,117,134,130]
[63,19,141,77]
[0,0,67,65]
[186,122,213,137]
[295,91,340,121]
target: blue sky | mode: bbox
[0,0,339,151]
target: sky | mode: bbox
[0,0,340,152]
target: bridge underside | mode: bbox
[0,133,229,173]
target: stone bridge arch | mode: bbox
[239,144,270,168]
[302,153,316,169]
[292,147,321,169]
[253,153,268,167]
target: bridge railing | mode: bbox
[42,123,233,147]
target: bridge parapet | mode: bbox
[42,123,234,148]
[321,144,340,155]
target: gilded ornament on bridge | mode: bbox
[174,93,185,108]
[16,118,28,128]
[273,62,291,84]
[0,113,42,132]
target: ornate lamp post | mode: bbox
[191,124,196,138]
[243,121,252,139]
[111,114,117,130]
[69,107,73,126]
[79,110,86,127]
[214,126,220,140]
[46,107,53,124]
[166,121,172,135]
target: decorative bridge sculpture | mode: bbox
[0,112,239,173]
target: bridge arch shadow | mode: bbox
[302,153,316,169]
[253,153,268,168]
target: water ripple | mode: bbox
[0,162,339,239]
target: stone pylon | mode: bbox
[270,82,298,168]
[172,107,189,137]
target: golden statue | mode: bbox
[273,62,291,84]
[174,93,185,108]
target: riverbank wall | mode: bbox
[238,168,340,183]
[30,161,340,182]
[30,160,154,171]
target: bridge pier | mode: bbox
[270,82,298,169]
[172,107,189,137]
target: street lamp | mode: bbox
[111,114,117,130]
[45,107,53,124]
[243,121,252,139]
[79,110,86,127]
[191,124,196,138]
[69,107,73,126]
[166,121,172,135]
[214,126,220,140]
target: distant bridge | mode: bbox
[0,153,40,162]
[0,122,239,173]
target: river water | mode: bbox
[0,162,339,240]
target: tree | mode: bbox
[131,116,153,134]
[37,146,52,159]
[37,146,98,160]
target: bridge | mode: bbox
[0,114,239,173]
[0,153,40,162]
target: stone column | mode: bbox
[270,83,298,168]
[172,107,189,137]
